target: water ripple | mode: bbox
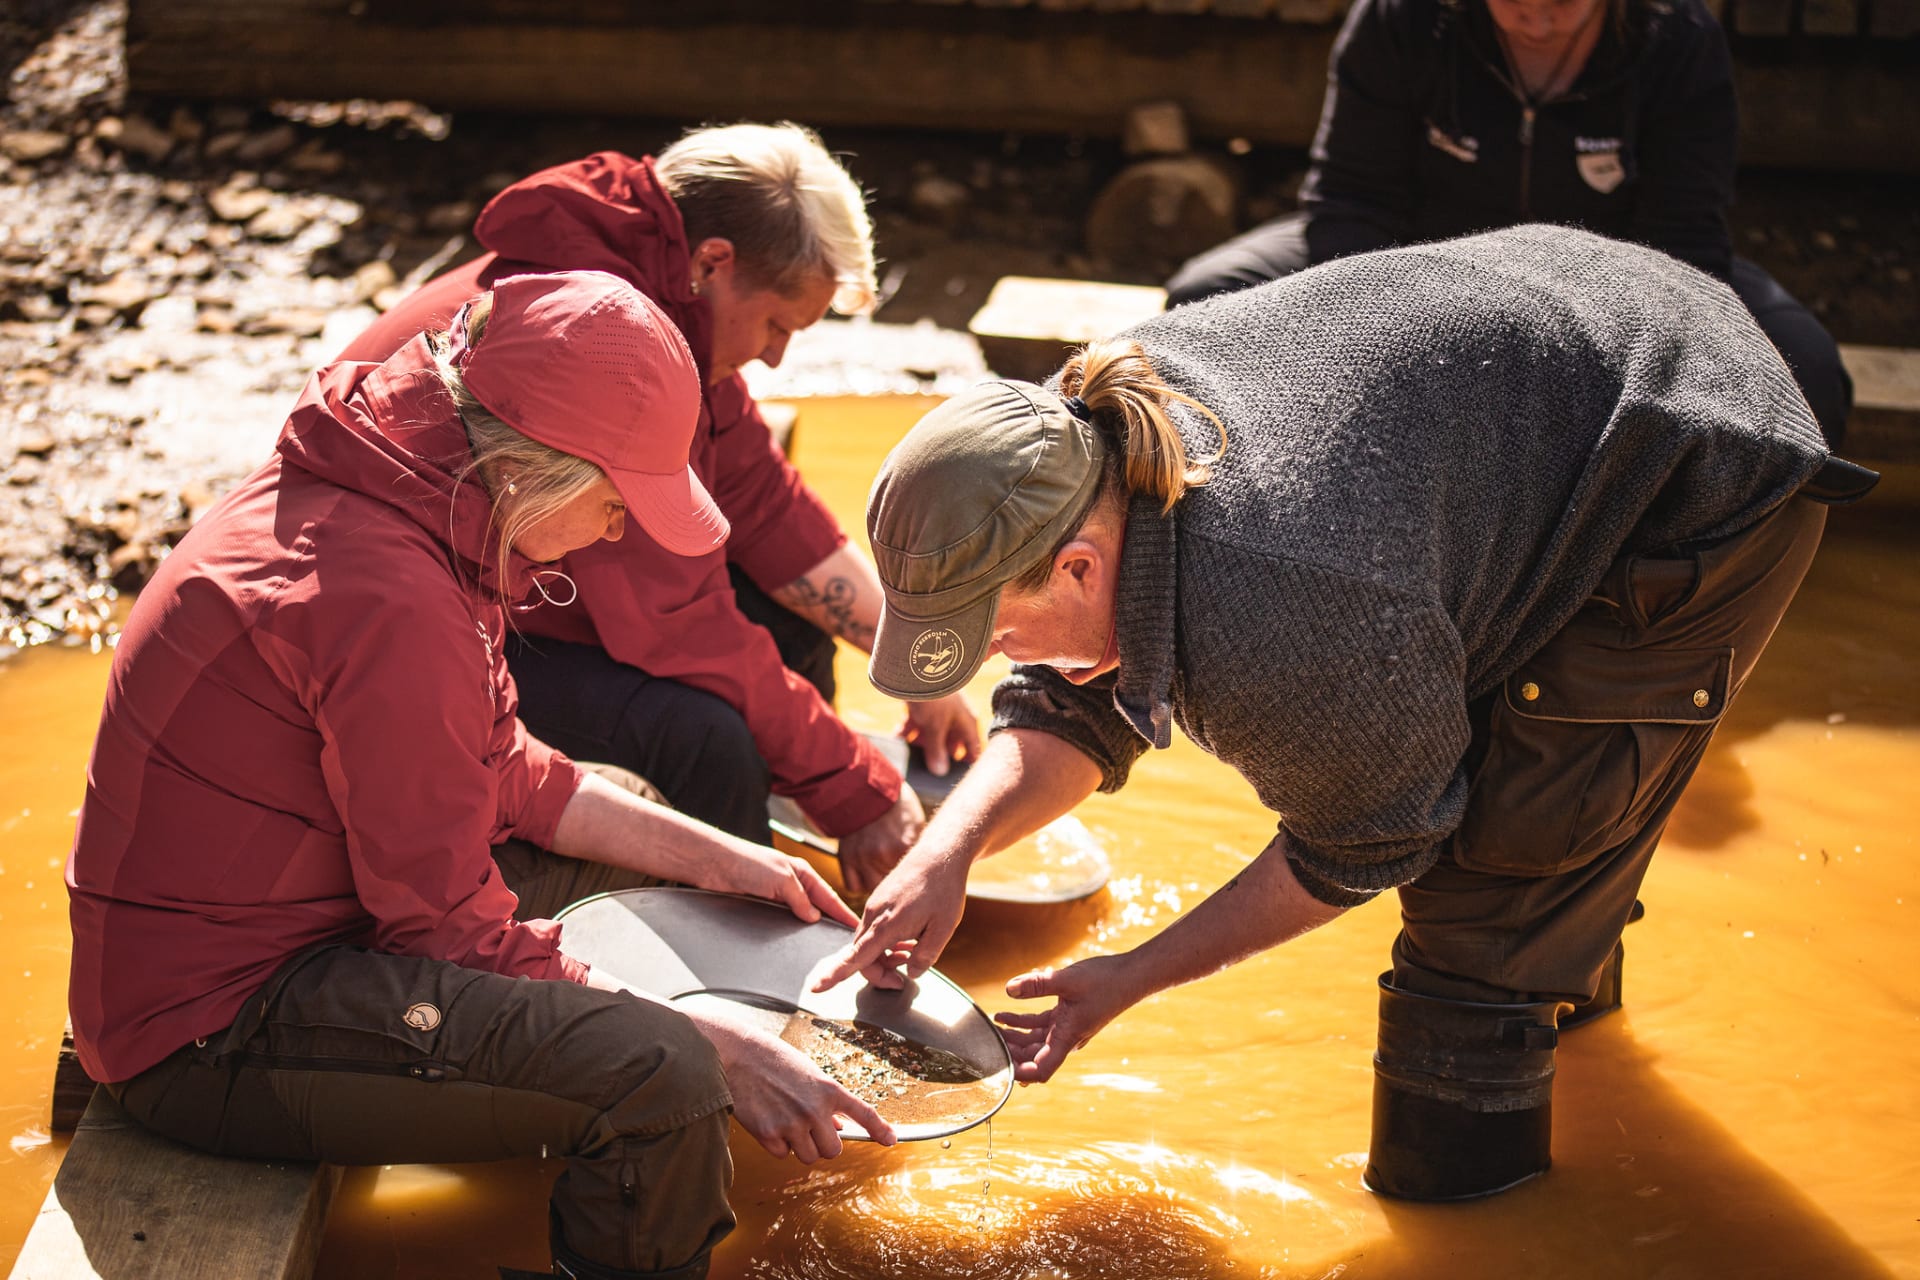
[744,1148,1288,1280]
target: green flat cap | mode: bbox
[866,380,1105,699]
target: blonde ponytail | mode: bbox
[1005,340,1229,599]
[1060,338,1226,516]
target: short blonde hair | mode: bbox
[657,122,878,316]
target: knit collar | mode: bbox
[1110,491,1180,751]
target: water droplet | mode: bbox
[940,1139,951,1149]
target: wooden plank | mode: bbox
[50,1021,95,1135]
[1840,345,1920,414]
[10,1092,339,1280]
[969,276,1168,380]
[1870,0,1920,36]
[1837,344,1920,464]
[1800,0,1858,34]
[122,2,1920,169]
[1731,61,1920,171]
[1733,0,1794,35]
[126,2,1336,147]
[1275,0,1349,21]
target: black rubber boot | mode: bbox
[1363,974,1564,1201]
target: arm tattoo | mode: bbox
[782,574,874,649]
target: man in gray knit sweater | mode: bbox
[814,225,1873,1199]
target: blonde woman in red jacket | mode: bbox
[68,271,893,1280]
[344,124,979,894]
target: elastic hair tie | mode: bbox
[1062,395,1093,422]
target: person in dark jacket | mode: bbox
[343,124,979,891]
[70,271,894,1280]
[818,226,1875,1201]
[1165,0,1852,446]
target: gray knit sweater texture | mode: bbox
[992,225,1826,907]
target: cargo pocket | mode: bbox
[246,947,492,1076]
[1455,630,1732,879]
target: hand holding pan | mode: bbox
[768,733,1111,905]
[556,888,1012,1142]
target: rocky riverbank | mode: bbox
[3,0,1915,658]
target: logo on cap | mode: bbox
[909,628,964,684]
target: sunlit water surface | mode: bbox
[0,396,1913,1278]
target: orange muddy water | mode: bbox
[0,396,1914,1278]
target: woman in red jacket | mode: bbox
[343,123,979,893]
[68,271,893,1280]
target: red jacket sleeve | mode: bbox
[279,586,588,985]
[536,530,900,835]
[485,606,588,849]
[704,375,846,591]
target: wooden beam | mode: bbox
[969,275,1167,379]
[10,1092,339,1280]
[1733,61,1920,171]
[124,2,1920,171]
[1870,0,1920,36]
[1839,344,1920,464]
[124,2,1335,146]
[1731,0,1794,34]
[50,1021,94,1135]
[1800,0,1859,34]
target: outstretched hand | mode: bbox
[811,845,972,992]
[994,954,1143,1085]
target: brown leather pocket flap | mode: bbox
[1503,645,1733,725]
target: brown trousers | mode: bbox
[110,768,735,1277]
[1392,495,1828,1005]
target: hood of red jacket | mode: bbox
[472,151,715,387]
[275,334,540,603]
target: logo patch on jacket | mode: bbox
[1426,122,1479,163]
[1575,137,1626,193]
[403,1002,442,1032]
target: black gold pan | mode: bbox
[555,888,1013,1142]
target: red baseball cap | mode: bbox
[451,269,727,557]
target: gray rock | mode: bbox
[208,177,274,223]
[287,139,345,175]
[234,124,299,165]
[910,175,971,227]
[245,200,313,242]
[168,105,205,143]
[95,115,174,164]
[351,259,399,303]
[1123,101,1190,157]
[77,273,157,316]
[1,130,70,162]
